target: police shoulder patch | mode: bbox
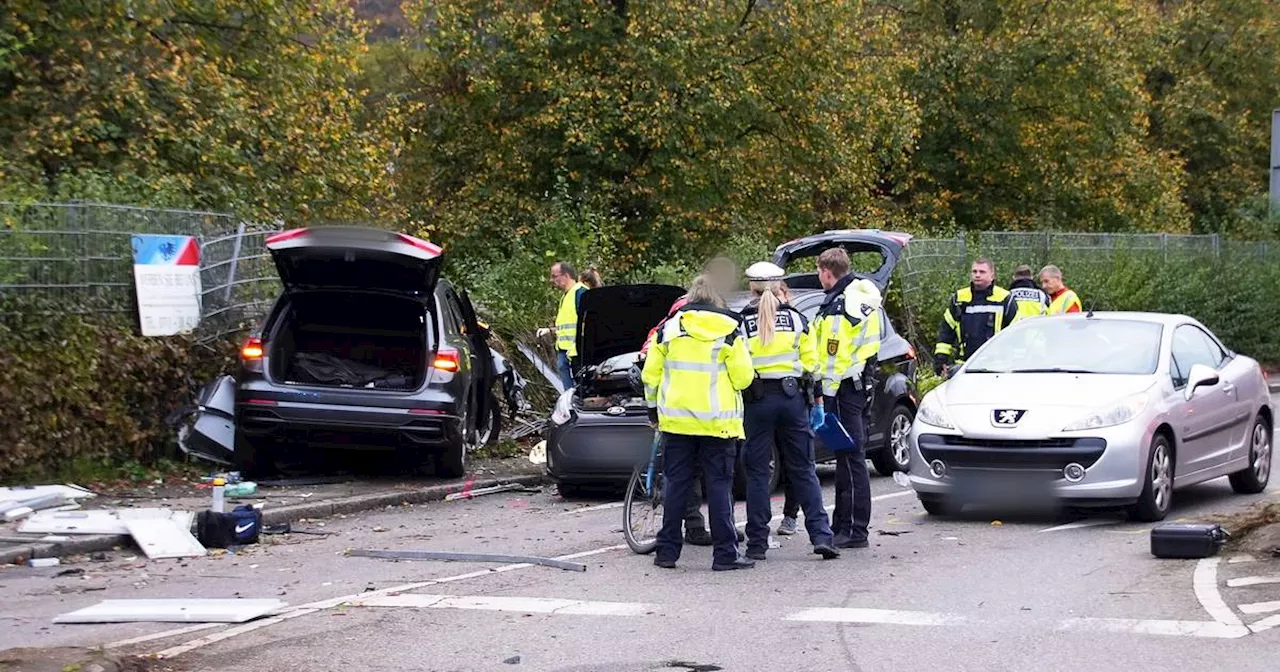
[827,339,839,356]
[860,303,874,317]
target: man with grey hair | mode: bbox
[1039,265,1082,315]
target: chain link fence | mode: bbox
[0,202,281,341]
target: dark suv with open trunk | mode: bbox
[229,226,498,478]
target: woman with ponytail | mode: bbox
[736,262,840,562]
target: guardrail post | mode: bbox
[223,221,246,302]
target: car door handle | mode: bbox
[1221,383,1234,394]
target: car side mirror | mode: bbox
[1184,363,1220,401]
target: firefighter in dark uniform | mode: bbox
[934,258,1019,376]
[738,262,840,561]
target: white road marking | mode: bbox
[146,544,629,659]
[103,623,223,649]
[351,593,654,616]
[1238,601,1280,615]
[1227,554,1257,564]
[1037,519,1120,533]
[140,488,910,658]
[560,502,624,515]
[1225,575,1280,588]
[784,607,966,626]
[1193,557,1244,627]
[1057,617,1249,639]
[1249,614,1280,633]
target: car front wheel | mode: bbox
[1128,433,1174,522]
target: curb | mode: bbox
[0,472,549,566]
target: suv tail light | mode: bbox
[432,347,460,373]
[241,337,265,373]
[906,344,916,360]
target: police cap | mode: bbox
[744,261,786,282]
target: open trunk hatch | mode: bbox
[575,284,686,368]
[269,291,431,391]
[266,226,443,297]
[771,229,911,291]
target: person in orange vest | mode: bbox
[1039,265,1082,315]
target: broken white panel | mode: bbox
[53,599,287,624]
[0,484,95,502]
[19,509,194,536]
[125,519,207,559]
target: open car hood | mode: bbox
[266,226,443,297]
[576,284,686,367]
[771,229,911,292]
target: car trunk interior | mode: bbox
[269,291,431,391]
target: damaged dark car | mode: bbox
[544,283,687,495]
[545,230,920,496]
[178,226,521,478]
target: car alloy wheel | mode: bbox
[1251,421,1271,484]
[1151,442,1172,513]
[890,412,912,470]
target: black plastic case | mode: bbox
[1150,523,1229,559]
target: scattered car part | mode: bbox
[172,375,236,466]
[1150,523,1230,559]
[516,340,565,394]
[53,598,287,624]
[346,548,587,572]
[443,483,539,501]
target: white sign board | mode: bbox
[131,234,202,336]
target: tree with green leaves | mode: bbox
[895,0,1192,234]
[390,0,920,271]
[0,0,399,223]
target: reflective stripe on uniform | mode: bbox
[657,407,744,421]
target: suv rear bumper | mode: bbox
[237,399,463,451]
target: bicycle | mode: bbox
[622,430,665,554]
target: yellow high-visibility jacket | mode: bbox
[740,300,819,379]
[554,281,588,357]
[642,304,755,439]
[814,276,882,397]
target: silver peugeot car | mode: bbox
[907,312,1273,521]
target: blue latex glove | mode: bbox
[809,405,824,431]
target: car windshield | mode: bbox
[963,319,1163,375]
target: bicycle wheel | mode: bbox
[622,462,663,555]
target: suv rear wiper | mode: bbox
[1008,367,1096,374]
[961,368,1002,373]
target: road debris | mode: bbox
[444,483,539,502]
[53,598,287,624]
[346,548,587,572]
[55,568,85,577]
[528,440,547,465]
[19,509,194,536]
[125,519,206,560]
[26,558,60,568]
[876,530,911,536]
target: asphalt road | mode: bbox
[2,400,1276,672]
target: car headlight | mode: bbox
[550,389,575,426]
[1062,392,1149,431]
[917,392,954,429]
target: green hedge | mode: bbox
[0,310,237,480]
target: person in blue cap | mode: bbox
[737,261,840,561]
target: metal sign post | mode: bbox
[1271,108,1280,220]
